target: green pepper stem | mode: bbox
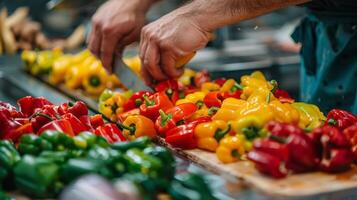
[117,123,136,135]
[68,102,74,107]
[196,100,204,109]
[208,107,219,116]
[89,75,101,87]
[143,95,154,106]
[231,82,244,92]
[214,124,231,141]
[135,99,143,107]
[269,134,287,144]
[270,80,278,93]
[328,118,337,126]
[266,92,272,103]
[30,112,54,121]
[159,109,172,126]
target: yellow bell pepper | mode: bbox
[292,102,326,129]
[268,100,300,124]
[212,98,246,121]
[240,71,273,99]
[82,60,108,95]
[220,79,244,93]
[201,82,220,93]
[178,68,196,86]
[99,93,126,121]
[72,49,92,65]
[123,56,141,76]
[176,92,205,106]
[64,64,85,89]
[21,50,37,71]
[216,136,245,163]
[49,55,72,85]
[229,115,266,141]
[194,120,231,152]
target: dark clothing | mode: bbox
[304,0,357,14]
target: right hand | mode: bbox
[88,0,154,72]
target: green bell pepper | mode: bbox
[14,155,61,198]
[124,148,163,178]
[18,134,53,155]
[40,130,74,150]
[0,140,20,185]
[143,146,175,181]
[0,189,11,200]
[111,136,152,152]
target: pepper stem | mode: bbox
[266,92,272,103]
[134,99,143,107]
[242,126,260,140]
[68,102,74,107]
[214,124,231,141]
[166,88,173,97]
[270,80,278,93]
[328,118,337,126]
[143,95,154,106]
[231,149,240,158]
[196,100,204,109]
[117,123,136,135]
[269,134,287,144]
[208,107,219,116]
[89,75,101,87]
[30,112,54,121]
[231,82,244,92]
[159,109,172,126]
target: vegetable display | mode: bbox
[98,70,357,179]
[0,98,215,199]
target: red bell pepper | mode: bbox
[95,123,126,143]
[37,119,75,137]
[319,149,354,173]
[30,105,59,133]
[343,124,357,147]
[220,90,242,99]
[58,101,88,118]
[165,116,211,149]
[194,70,210,87]
[155,103,197,136]
[274,89,295,104]
[79,115,94,132]
[139,92,173,121]
[17,96,53,117]
[326,109,357,130]
[213,78,226,86]
[89,114,105,129]
[247,150,288,178]
[0,102,23,118]
[252,138,289,162]
[154,80,181,104]
[203,92,224,108]
[0,110,21,140]
[62,113,90,135]
[123,91,154,112]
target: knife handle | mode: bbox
[175,52,196,68]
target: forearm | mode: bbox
[133,0,161,13]
[176,0,311,31]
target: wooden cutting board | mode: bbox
[156,138,357,198]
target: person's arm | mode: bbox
[139,0,310,85]
[88,0,159,72]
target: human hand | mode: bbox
[88,0,155,72]
[139,7,212,85]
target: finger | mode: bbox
[100,34,121,73]
[143,42,167,81]
[139,28,149,62]
[88,25,102,58]
[141,63,153,86]
[160,51,184,78]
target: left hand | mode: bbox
[139,8,212,85]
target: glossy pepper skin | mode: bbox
[120,115,157,141]
[155,103,197,136]
[240,71,273,99]
[139,92,174,121]
[247,150,288,178]
[94,123,126,144]
[194,120,231,152]
[58,101,88,118]
[123,91,154,112]
[17,96,53,118]
[82,60,108,95]
[37,119,75,137]
[203,91,224,108]
[292,102,326,129]
[154,80,181,104]
[274,89,295,104]
[61,113,90,135]
[230,116,265,141]
[99,93,127,121]
[0,140,20,185]
[165,117,211,149]
[326,109,357,131]
[111,136,152,152]
[216,136,245,163]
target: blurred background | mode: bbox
[0,0,306,99]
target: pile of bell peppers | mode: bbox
[22,49,121,96]
[98,70,357,179]
[0,130,215,199]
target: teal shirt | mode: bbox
[292,0,357,114]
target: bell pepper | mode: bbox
[165,117,211,149]
[118,108,141,122]
[267,121,318,172]
[18,134,53,155]
[0,140,20,183]
[201,82,220,93]
[58,101,88,118]
[48,55,72,85]
[212,98,246,121]
[155,103,197,136]
[37,119,75,137]
[155,80,181,104]
[343,124,357,148]
[0,111,21,141]
[176,92,205,108]
[0,190,10,200]
[123,91,153,112]
[247,150,288,178]
[292,102,326,129]
[95,123,126,143]
[30,104,59,133]
[99,93,127,121]
[213,78,227,86]
[274,89,295,104]
[252,138,289,162]
[124,148,163,178]
[120,115,156,141]
[0,102,23,118]
[216,135,245,163]
[240,71,273,100]
[143,146,176,180]
[82,60,108,95]
[14,155,61,198]
[319,149,354,173]
[326,109,357,131]
[111,136,152,152]
[268,100,300,124]
[123,55,142,76]
[194,70,210,87]
[203,92,224,108]
[61,113,89,135]
[194,120,231,152]
[64,64,86,89]
[139,92,173,121]
[17,96,53,118]
[178,68,196,86]
[230,115,265,141]
[89,114,105,129]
